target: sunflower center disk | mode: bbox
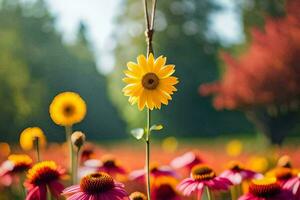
[191,165,216,181]
[63,104,75,117]
[249,178,280,198]
[80,172,115,194]
[142,73,159,90]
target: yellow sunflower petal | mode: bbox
[122,83,140,95]
[137,55,148,73]
[154,56,166,72]
[161,76,179,85]
[124,70,140,79]
[122,77,140,84]
[138,90,147,110]
[158,65,175,78]
[146,94,155,110]
[127,62,142,75]
[147,53,155,71]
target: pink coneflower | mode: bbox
[0,154,33,186]
[99,155,127,176]
[152,176,181,200]
[177,164,232,199]
[170,152,202,170]
[265,167,297,185]
[219,161,262,185]
[62,172,128,200]
[80,147,95,164]
[130,164,178,183]
[239,178,293,200]
[79,156,126,179]
[283,173,300,199]
[24,161,65,200]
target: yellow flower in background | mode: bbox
[123,54,178,110]
[19,127,46,151]
[247,156,269,173]
[49,92,87,126]
[162,136,178,153]
[226,139,243,157]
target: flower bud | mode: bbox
[71,131,86,150]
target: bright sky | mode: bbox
[46,0,243,74]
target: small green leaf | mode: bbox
[150,124,163,132]
[131,128,145,140]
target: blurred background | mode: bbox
[0,0,299,146]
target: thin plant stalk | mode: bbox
[19,174,26,199]
[65,126,74,184]
[206,187,212,200]
[230,186,237,200]
[34,137,40,162]
[47,186,52,200]
[74,148,80,184]
[145,108,151,200]
[142,0,158,199]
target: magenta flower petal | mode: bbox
[26,186,39,200]
[62,185,81,196]
[49,180,65,198]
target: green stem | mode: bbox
[206,187,212,200]
[73,148,80,184]
[34,137,40,162]
[19,174,25,199]
[65,126,74,185]
[145,108,151,200]
[230,186,237,200]
[47,186,53,200]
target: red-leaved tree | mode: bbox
[200,0,300,145]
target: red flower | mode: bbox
[25,161,65,200]
[200,0,300,110]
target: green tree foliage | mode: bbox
[109,0,253,137]
[0,0,125,142]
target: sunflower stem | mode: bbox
[143,0,157,199]
[145,108,152,200]
[33,136,40,162]
[65,125,74,185]
[206,187,213,200]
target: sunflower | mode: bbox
[123,54,178,110]
[49,92,87,126]
[19,127,47,151]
